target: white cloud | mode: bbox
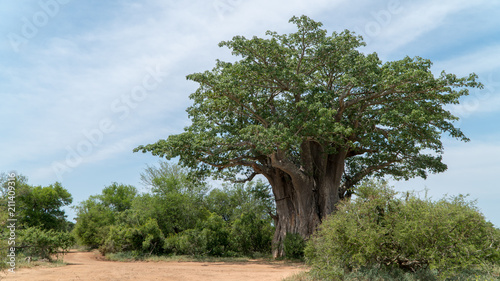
[352,0,488,57]
[435,44,500,76]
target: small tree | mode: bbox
[0,175,73,231]
[206,180,275,222]
[1,173,75,261]
[305,180,500,279]
[230,212,274,255]
[20,227,75,261]
[135,162,209,236]
[73,183,138,248]
[73,195,117,248]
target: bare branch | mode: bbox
[234,172,258,183]
[346,147,378,158]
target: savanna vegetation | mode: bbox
[2,167,498,280]
[0,173,75,269]
[303,180,500,280]
[72,162,276,259]
[1,15,499,281]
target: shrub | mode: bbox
[284,232,305,260]
[305,180,500,279]
[19,227,75,260]
[202,213,230,256]
[164,213,231,256]
[139,218,165,255]
[100,218,165,256]
[164,228,206,256]
[72,196,115,248]
[230,212,274,255]
[100,225,135,255]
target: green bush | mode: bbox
[19,227,75,260]
[230,212,274,255]
[164,228,206,256]
[305,180,500,280]
[284,232,305,260]
[100,218,165,256]
[202,213,230,256]
[140,218,165,255]
[164,213,233,257]
[72,196,116,248]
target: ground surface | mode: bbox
[1,250,307,281]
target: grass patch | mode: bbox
[20,259,67,269]
[105,251,262,263]
[104,251,304,265]
[105,251,140,262]
[282,271,315,281]
[15,252,69,269]
[146,255,253,263]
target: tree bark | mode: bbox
[265,144,346,258]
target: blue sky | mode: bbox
[1,0,499,227]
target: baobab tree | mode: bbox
[135,16,481,257]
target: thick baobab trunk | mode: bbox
[268,169,319,257]
[266,146,347,258]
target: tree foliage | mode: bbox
[1,174,73,231]
[100,183,137,212]
[135,15,481,192]
[205,180,275,222]
[305,180,500,279]
[0,173,75,262]
[72,195,116,248]
[230,212,274,255]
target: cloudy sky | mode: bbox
[1,0,499,226]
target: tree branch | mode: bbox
[346,147,378,158]
[234,172,258,183]
[341,160,398,193]
[270,150,307,183]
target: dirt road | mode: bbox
[1,251,306,281]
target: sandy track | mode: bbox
[1,251,306,281]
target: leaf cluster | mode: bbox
[305,180,500,279]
